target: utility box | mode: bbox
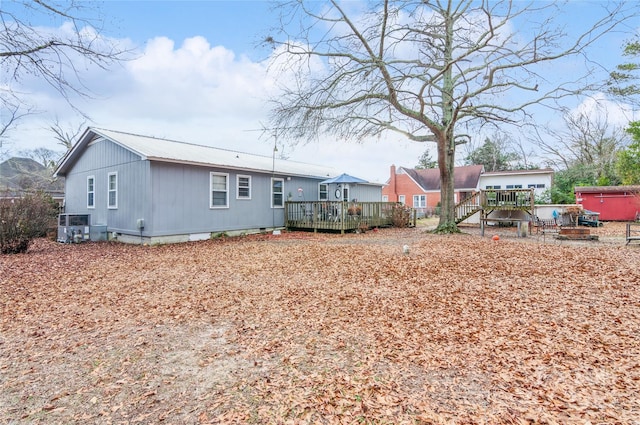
[57,214,106,243]
[57,215,109,242]
[89,225,108,241]
[58,214,90,243]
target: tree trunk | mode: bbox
[434,7,458,234]
[436,134,458,232]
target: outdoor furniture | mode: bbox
[626,223,640,245]
[530,216,559,234]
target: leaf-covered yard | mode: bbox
[1,225,639,424]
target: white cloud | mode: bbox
[5,30,430,183]
[571,93,637,129]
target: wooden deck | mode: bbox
[285,201,398,233]
[456,189,535,224]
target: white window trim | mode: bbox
[398,195,405,205]
[87,175,95,209]
[319,183,328,201]
[271,177,284,208]
[107,172,118,209]
[210,172,229,209]
[413,194,426,208]
[236,175,251,200]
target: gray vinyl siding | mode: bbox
[59,134,381,240]
[348,184,383,202]
[61,138,151,233]
[148,162,312,236]
[320,183,383,202]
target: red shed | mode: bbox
[574,185,640,221]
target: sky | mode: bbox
[1,0,638,183]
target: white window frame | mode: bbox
[210,172,229,208]
[107,172,118,209]
[87,175,95,209]
[271,177,284,208]
[319,183,328,201]
[382,195,389,202]
[342,186,350,202]
[398,195,405,205]
[236,175,251,200]
[413,194,426,208]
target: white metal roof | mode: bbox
[57,128,338,179]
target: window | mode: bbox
[87,176,95,208]
[342,186,349,202]
[382,195,389,202]
[237,175,251,199]
[528,183,546,189]
[319,183,328,201]
[413,195,426,208]
[485,185,501,190]
[210,173,229,208]
[107,172,118,209]
[398,195,405,205]
[272,178,284,208]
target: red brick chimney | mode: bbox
[389,164,397,202]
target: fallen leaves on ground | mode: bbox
[1,225,639,424]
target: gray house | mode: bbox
[54,127,374,244]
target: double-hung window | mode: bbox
[107,172,118,209]
[237,175,251,199]
[319,183,328,201]
[87,176,95,208]
[210,172,229,208]
[272,178,284,208]
[413,195,426,208]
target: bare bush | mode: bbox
[0,192,58,254]
[390,204,413,228]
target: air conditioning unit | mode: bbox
[57,214,90,243]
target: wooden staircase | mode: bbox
[455,192,482,223]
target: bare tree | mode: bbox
[18,147,62,168]
[0,97,34,147]
[266,0,637,232]
[49,118,87,150]
[534,107,629,183]
[1,1,128,117]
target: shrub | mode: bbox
[0,192,58,254]
[390,204,413,228]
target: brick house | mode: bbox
[382,165,484,213]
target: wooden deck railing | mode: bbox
[481,188,534,210]
[285,201,398,233]
[455,192,481,223]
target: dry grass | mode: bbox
[1,224,639,424]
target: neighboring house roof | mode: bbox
[400,165,484,191]
[55,128,337,179]
[575,185,640,193]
